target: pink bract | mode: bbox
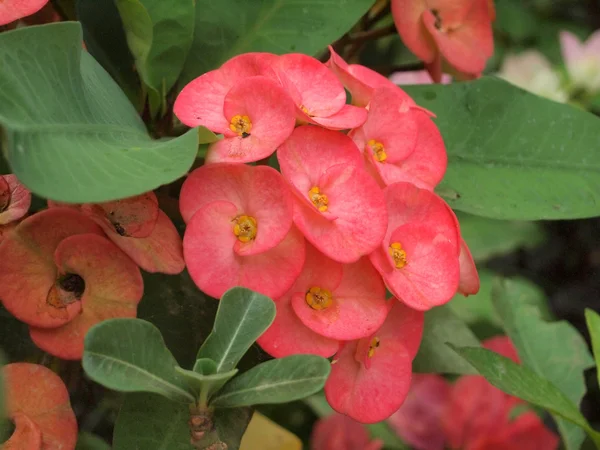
[311,413,383,450]
[324,302,424,423]
[273,53,367,130]
[0,0,49,26]
[180,163,305,299]
[389,70,452,85]
[0,174,31,225]
[277,126,388,263]
[370,182,460,310]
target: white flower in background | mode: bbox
[497,51,568,103]
[560,30,600,94]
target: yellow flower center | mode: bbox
[232,215,257,242]
[309,186,329,212]
[368,337,380,358]
[305,286,333,310]
[229,115,252,137]
[388,242,408,269]
[368,139,387,162]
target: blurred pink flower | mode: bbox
[389,70,451,85]
[560,30,600,93]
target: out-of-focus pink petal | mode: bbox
[478,412,559,450]
[457,238,480,295]
[559,31,584,67]
[311,413,384,450]
[391,0,436,63]
[0,0,50,26]
[483,335,520,363]
[0,175,31,225]
[390,70,452,85]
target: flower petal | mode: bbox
[0,0,50,26]
[391,0,436,63]
[0,175,31,225]
[309,104,368,130]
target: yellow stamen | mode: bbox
[309,186,329,212]
[229,115,252,137]
[368,337,380,358]
[305,286,333,310]
[232,215,257,242]
[388,242,408,269]
[368,139,387,162]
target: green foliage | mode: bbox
[585,309,600,390]
[451,345,600,448]
[197,287,276,373]
[82,318,195,403]
[174,365,238,400]
[412,304,480,375]
[405,77,600,220]
[179,0,375,84]
[0,22,198,203]
[493,278,594,449]
[75,432,111,450]
[211,355,331,408]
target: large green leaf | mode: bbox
[113,393,191,450]
[174,366,238,401]
[404,77,600,220]
[0,22,198,203]
[114,0,195,113]
[197,287,276,373]
[75,432,111,450]
[211,355,330,408]
[493,278,594,450]
[412,304,480,375]
[180,0,375,85]
[451,346,600,448]
[82,318,195,403]
[585,309,600,388]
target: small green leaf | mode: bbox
[412,304,480,375]
[493,278,594,450]
[83,318,194,403]
[197,126,219,145]
[174,366,238,400]
[404,77,600,220]
[180,0,375,85]
[113,393,191,450]
[0,23,198,203]
[193,358,218,375]
[585,309,600,388]
[197,287,276,373]
[211,355,331,408]
[75,432,111,450]
[366,422,410,450]
[450,345,600,448]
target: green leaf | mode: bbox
[412,304,480,375]
[404,77,600,220]
[209,407,254,450]
[493,278,594,450]
[113,393,191,450]
[174,366,238,400]
[585,309,600,388]
[76,0,140,108]
[0,22,198,203]
[193,358,218,375]
[82,318,195,403]
[366,422,410,450]
[180,0,375,85]
[197,287,276,373]
[456,212,546,261]
[114,0,195,111]
[75,432,111,450]
[211,355,331,408]
[450,345,600,448]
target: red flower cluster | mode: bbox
[0,190,184,360]
[175,48,479,422]
[388,337,559,450]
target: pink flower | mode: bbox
[0,174,31,225]
[174,53,296,164]
[391,0,494,80]
[389,70,452,85]
[0,0,49,26]
[272,53,367,130]
[560,30,600,93]
[311,413,383,450]
[370,182,461,310]
[277,125,388,263]
[179,163,305,299]
[326,46,415,107]
[324,302,424,423]
[350,86,447,191]
[387,374,451,450]
[257,243,388,357]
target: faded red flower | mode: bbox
[311,413,383,450]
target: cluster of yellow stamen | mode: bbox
[308,187,329,212]
[388,242,408,269]
[229,115,252,137]
[232,215,257,242]
[305,286,333,310]
[368,337,381,358]
[368,139,387,162]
